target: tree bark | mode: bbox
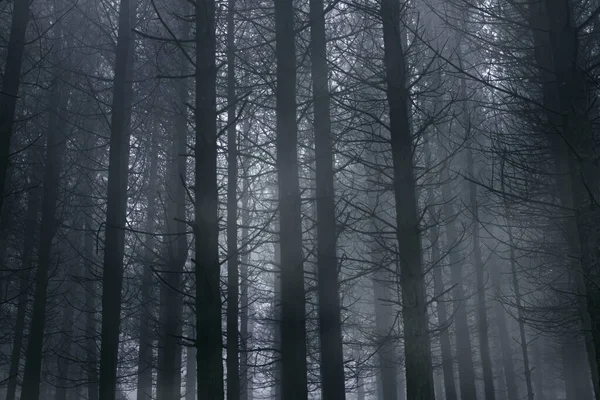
[194,0,224,398]
[380,0,435,398]
[226,1,240,398]
[20,21,71,399]
[240,120,252,400]
[97,0,136,398]
[440,161,478,400]
[274,0,309,398]
[137,131,158,400]
[309,0,346,398]
[490,254,519,400]
[0,0,30,211]
[5,149,42,400]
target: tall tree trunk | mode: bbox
[274,0,308,398]
[137,131,158,400]
[97,0,136,398]
[527,0,600,395]
[309,1,346,399]
[428,211,457,400]
[272,218,282,400]
[490,254,519,400]
[380,0,434,398]
[240,120,252,400]
[440,161,478,400]
[226,1,240,398]
[5,149,42,400]
[466,145,495,400]
[186,323,196,400]
[0,0,30,211]
[533,337,545,400]
[500,167,534,400]
[20,21,71,399]
[56,272,76,400]
[194,0,224,398]
[507,228,534,400]
[80,127,99,400]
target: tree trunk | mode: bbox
[380,0,434,398]
[97,0,136,398]
[533,337,545,400]
[527,0,600,395]
[55,275,76,400]
[20,21,71,399]
[5,149,42,400]
[137,131,158,400]
[428,210,457,400]
[309,0,346,399]
[490,254,519,400]
[272,218,282,400]
[507,227,534,400]
[194,0,224,398]
[226,1,240,398]
[274,0,308,398]
[466,145,495,400]
[186,323,196,400]
[440,161,478,400]
[0,0,30,211]
[240,120,252,400]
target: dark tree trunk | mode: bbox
[5,149,42,400]
[272,219,282,400]
[428,210,457,400]
[240,120,252,400]
[440,162,478,400]
[533,337,545,400]
[186,323,196,400]
[194,0,224,398]
[309,0,346,398]
[137,132,158,400]
[380,0,435,398]
[226,1,240,398]
[97,0,136,398]
[0,0,30,211]
[490,255,519,400]
[55,274,76,400]
[274,0,308,398]
[466,146,495,400]
[527,0,600,394]
[20,22,71,399]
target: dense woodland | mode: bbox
[0,0,599,399]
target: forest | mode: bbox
[0,0,599,399]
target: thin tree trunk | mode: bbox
[490,255,519,400]
[0,0,30,211]
[20,20,71,399]
[272,219,282,400]
[466,145,495,400]
[97,0,136,398]
[380,0,434,398]
[309,0,346,398]
[56,274,76,400]
[137,131,158,400]
[240,120,252,400]
[186,323,196,400]
[440,162,478,400]
[274,0,308,398]
[194,0,224,397]
[504,213,534,400]
[226,1,240,398]
[429,215,457,400]
[533,337,545,400]
[5,149,42,400]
